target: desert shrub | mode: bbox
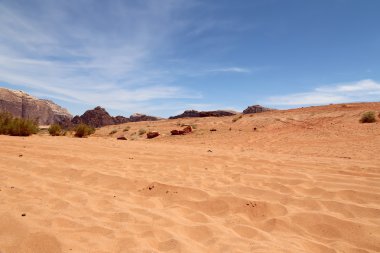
[48,124,63,136]
[0,112,13,134]
[109,129,117,135]
[74,123,95,138]
[232,115,243,122]
[138,128,146,135]
[360,111,377,123]
[0,112,38,136]
[123,126,130,132]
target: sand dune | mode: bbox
[1,103,379,252]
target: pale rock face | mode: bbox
[0,87,72,125]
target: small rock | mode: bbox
[147,131,160,139]
[21,213,26,217]
[207,150,213,152]
[210,128,217,132]
[253,127,257,131]
[19,154,23,157]
[183,126,192,134]
[117,136,127,140]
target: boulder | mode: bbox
[147,131,160,139]
[243,105,272,114]
[171,126,192,135]
[0,87,72,125]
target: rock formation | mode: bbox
[71,106,115,128]
[169,110,237,119]
[0,87,72,125]
[243,105,272,114]
[129,113,161,122]
[72,107,160,128]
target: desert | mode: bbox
[1,102,379,253]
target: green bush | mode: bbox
[360,111,377,123]
[0,112,38,136]
[138,128,146,136]
[123,126,130,132]
[48,124,63,136]
[74,124,95,138]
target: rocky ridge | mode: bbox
[0,87,72,125]
[169,110,237,119]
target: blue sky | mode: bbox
[0,0,379,117]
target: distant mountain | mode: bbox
[0,87,72,125]
[242,105,272,114]
[72,107,161,128]
[169,110,237,119]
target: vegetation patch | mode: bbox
[48,124,64,136]
[138,128,146,136]
[109,129,118,135]
[232,115,243,122]
[123,126,130,132]
[74,123,95,138]
[0,112,38,136]
[359,111,377,123]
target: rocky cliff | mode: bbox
[0,87,72,125]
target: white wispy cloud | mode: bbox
[264,79,380,106]
[208,67,251,73]
[0,0,200,115]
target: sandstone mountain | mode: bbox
[0,87,72,125]
[169,110,237,119]
[72,107,160,128]
[242,105,272,114]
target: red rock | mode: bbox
[183,126,192,133]
[147,131,160,139]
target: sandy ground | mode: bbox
[0,102,379,253]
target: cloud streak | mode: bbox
[265,79,380,106]
[0,0,200,115]
[208,67,251,73]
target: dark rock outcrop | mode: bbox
[169,110,237,119]
[72,106,115,128]
[243,105,272,114]
[0,87,72,125]
[72,107,160,128]
[171,126,192,135]
[114,116,130,124]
